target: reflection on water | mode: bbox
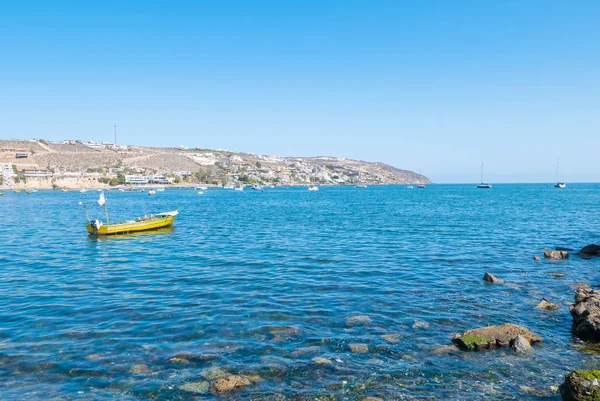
[1,185,600,400]
[88,226,176,241]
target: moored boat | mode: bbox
[83,191,178,235]
[417,184,425,189]
[148,190,156,196]
[308,185,319,191]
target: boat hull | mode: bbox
[86,215,176,235]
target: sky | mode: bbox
[1,1,599,183]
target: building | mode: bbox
[2,163,14,186]
[149,174,172,184]
[125,175,150,185]
[22,169,52,177]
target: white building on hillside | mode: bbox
[125,175,150,185]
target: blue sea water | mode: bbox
[1,184,600,400]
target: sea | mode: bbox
[1,184,600,400]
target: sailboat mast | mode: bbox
[481,162,484,184]
[556,159,559,183]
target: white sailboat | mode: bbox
[554,159,566,188]
[477,163,492,189]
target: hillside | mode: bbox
[0,139,431,188]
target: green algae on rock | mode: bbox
[560,370,600,401]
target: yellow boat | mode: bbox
[14,189,21,193]
[86,211,178,235]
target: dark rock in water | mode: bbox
[551,273,565,278]
[579,244,600,256]
[560,370,600,401]
[511,335,532,354]
[533,256,541,261]
[268,326,301,342]
[452,324,542,351]
[570,287,600,340]
[168,352,216,364]
[483,272,504,284]
[211,374,253,394]
[556,247,575,251]
[291,346,322,357]
[545,250,569,260]
[537,298,560,311]
[345,315,371,327]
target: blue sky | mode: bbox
[1,1,599,183]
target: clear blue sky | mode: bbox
[1,1,599,183]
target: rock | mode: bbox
[129,364,151,375]
[551,273,565,278]
[452,323,542,351]
[519,385,548,397]
[431,344,460,355]
[168,352,216,364]
[268,326,301,341]
[545,250,569,260]
[579,244,600,256]
[381,334,402,344]
[570,287,600,340]
[511,335,532,353]
[483,272,504,284]
[362,398,383,401]
[291,345,322,357]
[180,381,210,394]
[348,343,369,353]
[211,374,252,394]
[312,357,333,365]
[366,358,384,365]
[168,356,191,364]
[200,366,227,380]
[536,298,560,311]
[533,256,541,261]
[412,321,430,329]
[560,370,600,401]
[345,315,371,327]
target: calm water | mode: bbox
[1,185,600,400]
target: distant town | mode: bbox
[0,138,430,190]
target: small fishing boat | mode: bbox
[407,185,414,189]
[308,185,319,191]
[251,184,264,191]
[417,184,426,189]
[61,189,69,192]
[26,189,38,194]
[14,189,21,193]
[355,183,367,189]
[195,186,208,191]
[148,190,156,196]
[83,192,178,235]
[197,191,204,195]
[80,189,87,193]
[234,184,244,192]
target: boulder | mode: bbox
[180,381,210,394]
[412,321,430,329]
[511,335,532,354]
[483,272,504,284]
[570,287,600,340]
[545,250,569,260]
[452,324,542,351]
[431,344,460,355]
[560,370,600,401]
[381,334,402,344]
[537,298,560,311]
[348,343,369,353]
[211,374,252,394]
[345,315,371,327]
[551,273,565,278]
[533,256,541,261]
[579,244,600,257]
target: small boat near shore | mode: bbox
[195,186,208,191]
[417,184,425,189]
[148,190,156,196]
[308,185,319,191]
[234,184,244,191]
[83,191,178,235]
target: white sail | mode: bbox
[98,191,106,206]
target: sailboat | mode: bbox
[554,159,566,188]
[477,163,492,189]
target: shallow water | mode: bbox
[1,184,600,400]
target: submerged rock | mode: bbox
[381,334,402,344]
[579,244,600,257]
[511,335,532,354]
[268,326,301,341]
[312,357,333,365]
[291,345,322,357]
[211,374,253,394]
[129,364,151,375]
[452,324,542,351]
[348,343,369,353]
[560,370,600,401]
[200,366,227,380]
[168,352,215,364]
[552,273,565,278]
[180,381,210,394]
[545,250,569,260]
[483,272,504,284]
[431,344,460,355]
[570,287,600,340]
[412,321,430,329]
[537,298,560,311]
[345,315,372,327]
[533,256,541,261]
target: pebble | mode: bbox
[349,343,369,353]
